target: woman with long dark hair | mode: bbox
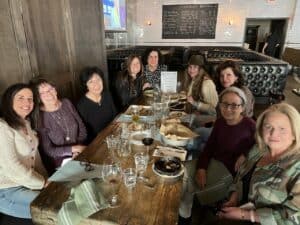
[115,55,146,111]
[0,83,48,219]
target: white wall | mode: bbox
[127,0,300,48]
[285,0,300,49]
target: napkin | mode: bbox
[57,179,109,225]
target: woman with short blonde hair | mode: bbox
[255,103,300,153]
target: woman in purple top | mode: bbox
[31,78,87,175]
[178,87,256,225]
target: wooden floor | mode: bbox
[0,75,299,225]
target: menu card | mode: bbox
[161,71,177,93]
[153,146,187,161]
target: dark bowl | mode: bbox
[154,156,182,176]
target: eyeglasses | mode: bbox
[80,160,95,172]
[220,102,242,110]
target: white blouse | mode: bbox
[0,119,47,190]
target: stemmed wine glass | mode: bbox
[102,163,122,208]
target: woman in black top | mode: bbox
[115,55,146,111]
[77,66,117,144]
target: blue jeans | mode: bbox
[0,186,40,218]
[186,127,212,159]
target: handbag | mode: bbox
[194,159,233,205]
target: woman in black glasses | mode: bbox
[178,87,256,225]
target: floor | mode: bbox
[0,75,299,225]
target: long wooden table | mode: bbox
[31,119,183,225]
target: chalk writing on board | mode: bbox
[162,4,218,39]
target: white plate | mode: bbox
[124,105,152,117]
[152,163,184,178]
[130,130,151,146]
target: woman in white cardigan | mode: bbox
[0,83,48,219]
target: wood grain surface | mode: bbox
[31,119,182,225]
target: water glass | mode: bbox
[117,139,131,157]
[121,123,130,139]
[123,168,137,189]
[106,134,120,161]
[102,163,122,207]
[134,152,149,176]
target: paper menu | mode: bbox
[49,160,104,182]
[153,146,187,161]
[161,71,177,93]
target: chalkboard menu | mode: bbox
[162,4,218,39]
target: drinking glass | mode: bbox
[105,134,120,163]
[142,124,154,154]
[102,163,122,207]
[117,139,131,157]
[153,102,163,129]
[123,168,137,189]
[131,106,140,124]
[134,152,149,178]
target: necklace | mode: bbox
[48,109,71,142]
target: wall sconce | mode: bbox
[146,20,152,26]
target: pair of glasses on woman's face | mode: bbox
[220,102,242,110]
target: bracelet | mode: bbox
[250,210,255,223]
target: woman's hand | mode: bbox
[217,207,246,220]
[222,191,238,207]
[187,96,195,105]
[235,154,246,172]
[71,145,86,158]
[43,180,50,188]
[143,82,151,90]
[195,169,206,189]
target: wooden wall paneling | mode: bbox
[0,0,27,93]
[68,0,108,88]
[19,0,39,76]
[23,0,74,100]
[9,0,33,81]
[25,0,70,75]
[61,0,77,99]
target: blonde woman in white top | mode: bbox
[0,83,48,219]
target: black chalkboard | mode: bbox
[162,4,218,39]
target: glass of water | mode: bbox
[134,152,149,178]
[123,168,137,189]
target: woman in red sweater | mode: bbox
[178,86,256,225]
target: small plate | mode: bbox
[152,163,184,178]
[124,105,152,117]
[153,157,183,177]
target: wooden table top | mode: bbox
[31,119,183,225]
